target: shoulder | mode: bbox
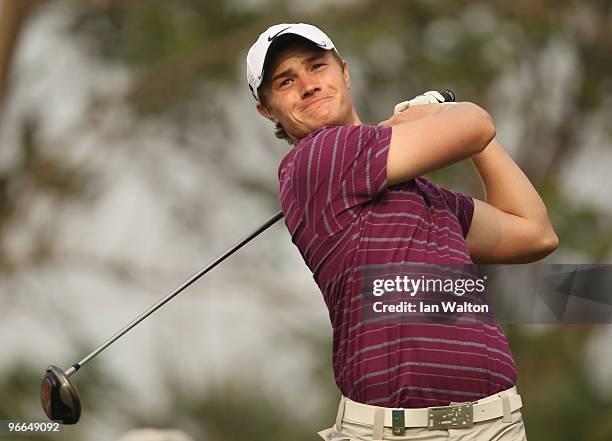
[297,124,392,150]
[278,125,392,181]
[278,145,298,181]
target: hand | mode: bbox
[378,103,442,127]
[393,90,446,115]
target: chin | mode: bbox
[316,111,342,127]
[328,104,354,126]
[322,115,349,128]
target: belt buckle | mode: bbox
[427,403,474,430]
[392,409,405,435]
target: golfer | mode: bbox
[247,23,558,441]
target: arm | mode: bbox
[382,102,495,185]
[465,138,559,263]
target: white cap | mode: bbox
[246,23,338,101]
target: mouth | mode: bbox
[303,96,333,111]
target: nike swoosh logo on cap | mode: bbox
[267,26,292,42]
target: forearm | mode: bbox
[384,103,495,185]
[471,138,552,227]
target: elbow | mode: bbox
[525,228,559,262]
[540,230,560,255]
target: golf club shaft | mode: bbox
[65,210,284,377]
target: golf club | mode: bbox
[41,210,284,424]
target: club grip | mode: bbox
[440,89,456,102]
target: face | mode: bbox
[256,43,360,143]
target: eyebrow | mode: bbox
[270,53,327,83]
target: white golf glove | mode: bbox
[393,90,447,115]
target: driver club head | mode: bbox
[41,365,81,424]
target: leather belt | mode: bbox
[342,386,522,431]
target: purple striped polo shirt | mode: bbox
[278,124,517,408]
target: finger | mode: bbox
[423,90,446,103]
[394,91,445,115]
[393,101,410,115]
[408,95,437,106]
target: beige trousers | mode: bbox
[318,391,528,441]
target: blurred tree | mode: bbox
[0,0,47,109]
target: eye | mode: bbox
[313,63,325,70]
[278,78,293,89]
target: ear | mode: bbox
[342,59,351,89]
[256,101,279,124]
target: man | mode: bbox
[247,23,558,440]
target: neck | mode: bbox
[350,108,362,125]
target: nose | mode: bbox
[299,73,321,99]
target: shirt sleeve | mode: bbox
[437,186,475,238]
[292,125,392,237]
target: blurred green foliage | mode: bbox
[505,325,612,441]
